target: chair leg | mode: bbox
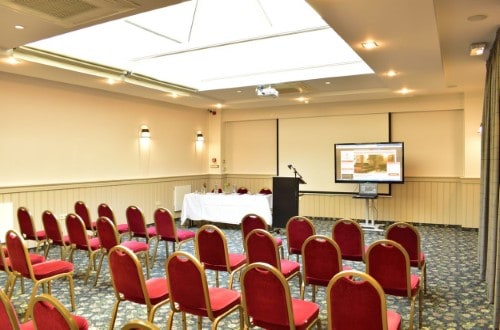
[94,252,106,287]
[150,237,160,267]
[167,310,176,329]
[109,300,121,330]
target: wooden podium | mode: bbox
[272,177,306,228]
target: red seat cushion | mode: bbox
[207,287,241,318]
[177,229,195,241]
[32,260,73,279]
[279,260,300,278]
[387,310,402,330]
[121,240,149,253]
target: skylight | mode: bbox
[26,0,373,92]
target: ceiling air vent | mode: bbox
[275,82,311,95]
[4,0,139,27]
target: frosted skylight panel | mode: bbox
[26,0,373,91]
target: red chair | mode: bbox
[286,216,315,260]
[1,242,45,295]
[74,201,97,234]
[259,187,272,195]
[94,216,150,286]
[301,235,351,302]
[195,224,246,289]
[0,287,33,329]
[241,262,320,329]
[165,251,242,329]
[65,213,102,285]
[366,239,423,330]
[5,229,75,322]
[386,222,427,293]
[236,187,248,194]
[151,207,195,265]
[97,203,129,239]
[42,210,72,260]
[126,206,157,247]
[245,228,302,289]
[17,206,47,254]
[108,245,169,329]
[332,218,367,262]
[327,270,402,330]
[241,213,284,258]
[30,294,89,330]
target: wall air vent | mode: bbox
[3,0,139,27]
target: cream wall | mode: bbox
[0,72,209,186]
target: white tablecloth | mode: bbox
[180,193,272,226]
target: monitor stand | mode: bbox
[353,194,383,232]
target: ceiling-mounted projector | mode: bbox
[256,85,279,98]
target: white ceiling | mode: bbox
[0,0,498,110]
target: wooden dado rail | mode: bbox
[0,176,480,240]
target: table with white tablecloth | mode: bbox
[180,192,272,226]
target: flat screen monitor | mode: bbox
[334,142,404,184]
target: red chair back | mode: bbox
[241,262,293,328]
[332,218,365,261]
[286,216,315,255]
[5,230,32,278]
[241,214,267,241]
[386,222,421,266]
[108,246,148,303]
[153,208,176,240]
[31,294,89,330]
[74,201,93,231]
[0,287,25,329]
[245,229,279,269]
[97,203,116,224]
[65,214,90,249]
[195,225,228,270]
[166,252,209,313]
[366,240,411,297]
[96,217,119,251]
[42,211,64,244]
[327,270,398,330]
[302,235,343,286]
[126,206,148,236]
[17,207,37,240]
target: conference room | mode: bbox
[0,0,499,328]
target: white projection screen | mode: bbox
[278,113,390,194]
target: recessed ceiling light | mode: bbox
[325,81,331,85]
[386,70,398,77]
[5,56,20,65]
[397,87,411,95]
[14,25,25,30]
[361,41,378,49]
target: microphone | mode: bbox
[288,164,293,169]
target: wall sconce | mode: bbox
[196,131,204,142]
[477,123,483,134]
[140,125,151,139]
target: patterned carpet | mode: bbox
[4,218,494,329]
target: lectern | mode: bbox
[272,177,305,228]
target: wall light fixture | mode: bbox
[140,125,151,139]
[196,131,204,142]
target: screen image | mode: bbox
[334,142,404,183]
